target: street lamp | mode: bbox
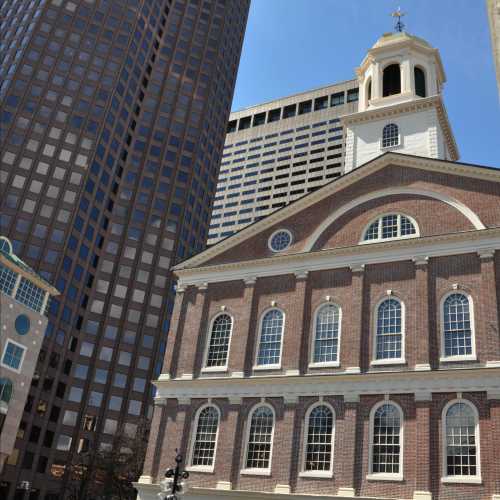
[158,450,189,500]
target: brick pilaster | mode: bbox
[345,266,364,372]
[162,287,187,377]
[336,395,359,497]
[488,391,500,498]
[413,392,432,500]
[282,272,308,376]
[479,251,500,364]
[229,279,256,377]
[413,257,431,370]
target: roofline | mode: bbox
[229,78,358,116]
[174,152,499,272]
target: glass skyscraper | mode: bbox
[0,0,249,498]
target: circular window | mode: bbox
[15,314,30,335]
[269,229,292,252]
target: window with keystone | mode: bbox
[442,293,474,360]
[190,405,220,469]
[374,298,404,362]
[303,404,335,473]
[205,314,232,369]
[245,405,274,471]
[312,304,341,365]
[256,309,284,367]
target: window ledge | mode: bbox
[370,359,406,366]
[240,468,271,476]
[253,364,281,371]
[201,366,228,374]
[308,361,340,369]
[366,473,404,482]
[299,471,333,479]
[186,466,215,474]
[439,356,476,363]
[441,476,482,484]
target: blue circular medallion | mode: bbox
[15,314,30,335]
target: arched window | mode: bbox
[245,405,274,471]
[374,298,404,362]
[442,293,474,359]
[363,214,417,242]
[414,67,426,97]
[383,64,401,97]
[256,309,284,367]
[443,401,480,479]
[205,314,232,369]
[190,405,220,469]
[366,78,372,104]
[382,123,399,148]
[312,304,341,365]
[0,378,13,403]
[303,404,335,473]
[370,402,403,477]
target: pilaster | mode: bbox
[162,286,187,378]
[413,257,431,371]
[140,398,167,482]
[345,265,364,372]
[414,392,432,500]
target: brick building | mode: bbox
[136,32,500,500]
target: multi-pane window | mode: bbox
[191,406,219,468]
[382,123,399,148]
[312,304,341,364]
[375,299,403,360]
[0,263,18,296]
[15,277,45,312]
[364,214,417,242]
[371,403,402,475]
[2,340,26,371]
[444,402,479,478]
[304,405,334,472]
[443,293,473,358]
[205,314,232,368]
[256,309,284,366]
[245,406,274,470]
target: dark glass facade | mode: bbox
[0,0,249,497]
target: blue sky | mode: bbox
[231,0,499,168]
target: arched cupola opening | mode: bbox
[414,66,426,97]
[382,64,401,97]
[366,78,372,106]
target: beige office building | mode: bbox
[208,80,360,245]
[488,0,500,95]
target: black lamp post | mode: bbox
[159,450,189,500]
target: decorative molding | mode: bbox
[413,256,429,266]
[414,363,432,371]
[175,229,500,288]
[244,277,256,285]
[414,391,432,401]
[137,475,153,484]
[283,394,299,404]
[487,390,500,400]
[478,248,496,259]
[349,264,365,273]
[337,487,356,497]
[177,397,191,405]
[343,394,360,404]
[294,271,309,280]
[216,481,232,490]
[274,485,291,494]
[228,396,243,405]
[154,367,500,402]
[413,491,432,500]
[154,397,167,406]
[198,282,209,291]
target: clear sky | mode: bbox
[231,0,499,168]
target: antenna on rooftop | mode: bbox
[391,6,406,32]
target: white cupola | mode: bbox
[343,31,459,172]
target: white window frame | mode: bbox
[1,338,27,374]
[439,291,476,363]
[309,303,342,368]
[441,399,482,484]
[253,307,285,371]
[299,401,336,478]
[187,403,221,473]
[241,403,275,476]
[367,400,404,482]
[380,122,401,150]
[268,229,293,253]
[371,296,406,366]
[360,213,419,244]
[201,312,234,373]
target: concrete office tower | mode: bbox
[0,0,249,498]
[487,0,500,96]
[0,237,59,473]
[208,80,360,245]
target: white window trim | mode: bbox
[380,122,402,150]
[240,402,275,476]
[201,312,234,373]
[268,229,293,253]
[308,302,342,368]
[360,213,420,245]
[439,291,477,363]
[1,337,26,374]
[253,307,285,370]
[441,398,481,484]
[300,401,335,478]
[187,403,221,473]
[368,400,404,481]
[371,296,406,365]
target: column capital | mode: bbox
[478,249,496,260]
[283,394,299,405]
[343,393,360,404]
[197,282,209,291]
[294,270,308,280]
[243,277,257,285]
[413,255,429,266]
[487,390,500,400]
[349,263,365,273]
[414,391,432,402]
[154,397,167,406]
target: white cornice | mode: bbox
[154,366,500,401]
[175,229,500,287]
[174,153,499,272]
